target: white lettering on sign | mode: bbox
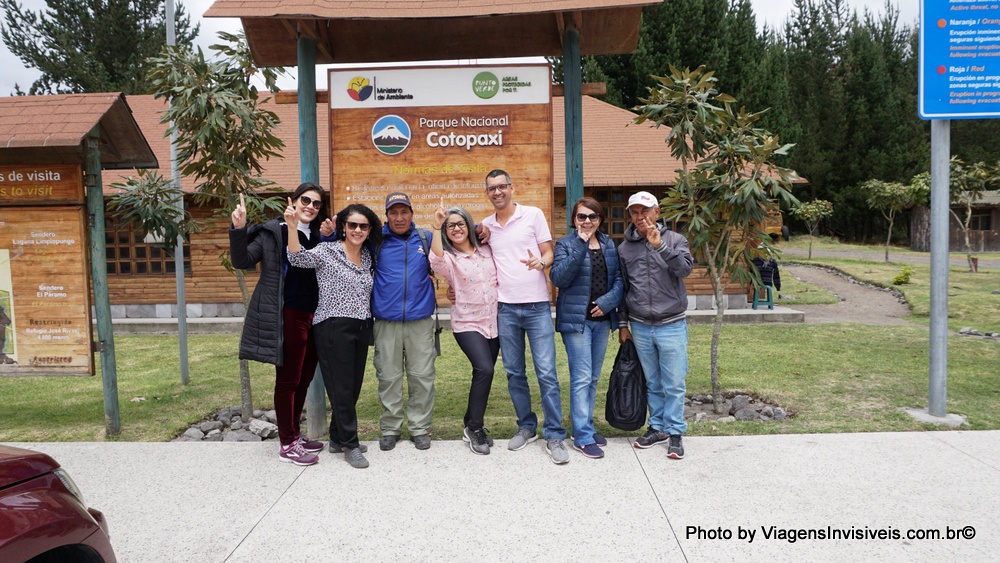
[426,130,504,151]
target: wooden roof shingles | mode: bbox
[0,93,157,169]
[204,0,656,66]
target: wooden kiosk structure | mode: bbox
[0,93,158,435]
[204,0,657,436]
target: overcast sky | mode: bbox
[0,0,919,96]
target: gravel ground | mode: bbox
[783,264,913,325]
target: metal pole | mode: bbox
[297,34,327,439]
[87,129,120,436]
[562,19,583,230]
[166,0,189,384]
[928,119,950,417]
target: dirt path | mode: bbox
[783,264,914,325]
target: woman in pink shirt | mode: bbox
[429,204,499,455]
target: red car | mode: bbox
[0,445,116,563]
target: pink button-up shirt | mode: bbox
[429,245,498,339]
[480,203,552,304]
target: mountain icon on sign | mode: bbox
[371,115,411,155]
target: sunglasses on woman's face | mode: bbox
[576,213,599,223]
[298,195,323,209]
[346,221,371,232]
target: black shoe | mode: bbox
[633,427,668,449]
[379,434,401,451]
[410,434,431,450]
[667,434,684,459]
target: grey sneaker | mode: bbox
[462,427,495,447]
[463,427,491,455]
[507,428,538,451]
[329,441,368,454]
[410,434,431,450]
[379,434,401,451]
[344,447,369,469]
[546,439,569,465]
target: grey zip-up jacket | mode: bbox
[617,219,694,327]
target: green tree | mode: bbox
[863,179,920,262]
[635,65,799,413]
[791,199,834,259]
[550,0,769,112]
[911,159,1000,272]
[116,32,286,415]
[0,0,198,95]
[782,0,924,241]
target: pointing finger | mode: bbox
[239,192,245,209]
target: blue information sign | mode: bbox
[920,0,1000,119]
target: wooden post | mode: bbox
[563,18,584,229]
[86,128,121,436]
[298,34,328,440]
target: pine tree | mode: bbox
[1,0,198,94]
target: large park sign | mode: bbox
[328,64,553,227]
[0,163,93,375]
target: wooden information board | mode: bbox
[0,163,93,375]
[329,64,553,234]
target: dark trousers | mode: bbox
[275,308,317,445]
[453,331,499,431]
[314,316,372,449]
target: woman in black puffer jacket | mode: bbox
[229,182,332,467]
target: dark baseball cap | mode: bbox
[385,192,412,210]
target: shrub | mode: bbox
[892,266,913,285]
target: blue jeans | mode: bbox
[498,302,565,440]
[629,319,688,435]
[562,320,611,447]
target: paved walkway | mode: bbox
[12,431,999,562]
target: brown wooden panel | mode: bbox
[0,164,84,206]
[0,206,93,375]
[331,102,553,229]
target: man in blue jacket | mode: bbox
[373,192,438,451]
[617,191,694,460]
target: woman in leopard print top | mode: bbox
[287,203,382,469]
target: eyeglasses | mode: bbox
[485,183,511,194]
[346,221,371,232]
[576,213,600,223]
[298,195,323,209]
[446,221,467,231]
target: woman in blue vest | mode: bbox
[550,197,624,459]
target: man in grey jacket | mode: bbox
[617,191,694,459]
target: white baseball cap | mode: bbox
[627,191,657,208]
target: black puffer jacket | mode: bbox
[230,219,285,365]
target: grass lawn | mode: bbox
[2,241,995,444]
[772,267,839,305]
[2,317,998,443]
[780,235,1000,262]
[784,256,1000,333]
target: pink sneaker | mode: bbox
[279,442,318,466]
[295,434,324,453]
